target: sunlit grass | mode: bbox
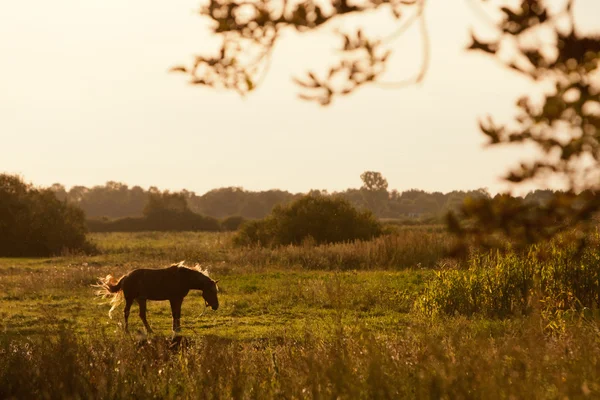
[1,230,600,398]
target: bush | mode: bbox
[87,211,221,232]
[234,194,383,247]
[415,252,534,318]
[86,190,221,232]
[221,215,247,231]
[0,174,96,256]
[415,233,600,320]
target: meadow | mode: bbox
[1,230,600,399]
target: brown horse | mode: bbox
[94,261,219,334]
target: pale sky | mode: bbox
[1,0,598,195]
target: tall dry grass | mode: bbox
[91,230,452,270]
[1,316,599,399]
[416,231,600,329]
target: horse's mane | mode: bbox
[171,260,211,278]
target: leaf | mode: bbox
[479,118,502,144]
[169,66,188,74]
[467,32,498,54]
[500,6,519,22]
[343,35,351,51]
[507,62,528,75]
[292,76,320,88]
[328,67,340,79]
[297,93,318,102]
[245,74,255,91]
[505,172,524,183]
[524,49,544,67]
[381,50,392,63]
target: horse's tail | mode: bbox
[93,274,125,319]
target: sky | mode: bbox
[1,0,599,196]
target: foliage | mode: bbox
[234,194,383,247]
[50,182,300,220]
[191,187,299,219]
[0,174,95,256]
[232,218,277,247]
[53,181,148,219]
[416,252,535,319]
[51,174,507,221]
[172,0,600,249]
[221,215,247,231]
[86,214,221,233]
[416,231,600,323]
[87,191,220,232]
[360,171,388,192]
[446,0,600,253]
[143,190,189,217]
[171,0,427,103]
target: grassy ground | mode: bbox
[0,232,432,340]
[2,232,600,399]
[0,261,426,340]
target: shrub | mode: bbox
[86,190,221,232]
[87,211,221,232]
[416,233,600,320]
[234,194,383,247]
[221,215,247,231]
[415,252,534,318]
[0,174,96,256]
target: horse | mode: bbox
[94,261,219,334]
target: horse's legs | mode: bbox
[169,297,184,334]
[137,298,153,334]
[123,297,134,333]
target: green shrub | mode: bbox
[86,191,222,233]
[0,174,96,256]
[221,215,247,231]
[416,233,600,320]
[86,212,221,232]
[234,195,383,247]
[415,252,534,318]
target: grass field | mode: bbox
[2,231,600,398]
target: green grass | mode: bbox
[2,231,600,398]
[0,232,430,339]
[0,261,426,339]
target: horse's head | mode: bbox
[185,264,220,311]
[202,279,219,311]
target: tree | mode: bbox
[360,171,389,216]
[0,174,94,256]
[143,191,189,218]
[360,171,389,192]
[49,183,67,201]
[234,194,383,246]
[172,0,600,250]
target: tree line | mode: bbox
[0,171,578,256]
[49,171,558,223]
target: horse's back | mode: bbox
[122,266,183,300]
